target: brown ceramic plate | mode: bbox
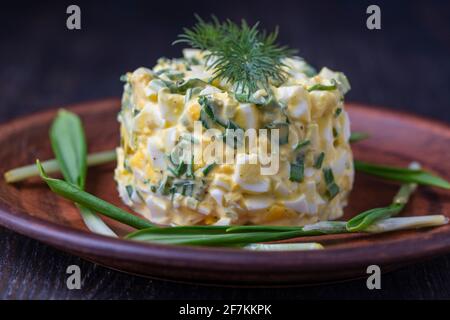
[0,99,449,286]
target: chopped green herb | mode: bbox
[37,161,153,230]
[235,92,272,105]
[177,161,188,176]
[166,179,197,198]
[314,152,325,169]
[49,111,117,237]
[125,185,134,198]
[323,167,334,185]
[198,96,227,128]
[323,168,340,199]
[334,108,342,117]
[157,176,174,195]
[202,163,217,176]
[169,161,187,177]
[327,183,340,199]
[199,107,213,129]
[169,185,177,201]
[200,97,215,118]
[307,80,337,92]
[294,139,310,151]
[289,160,304,182]
[135,190,146,203]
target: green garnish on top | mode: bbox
[174,15,296,100]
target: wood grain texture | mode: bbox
[0,0,450,299]
[1,227,450,299]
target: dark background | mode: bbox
[0,0,449,299]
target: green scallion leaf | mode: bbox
[173,161,187,177]
[126,230,308,247]
[157,176,174,195]
[323,167,340,199]
[126,185,134,199]
[346,168,418,232]
[186,157,195,178]
[354,160,450,190]
[198,96,227,128]
[168,78,207,94]
[307,80,337,92]
[37,161,153,230]
[314,152,325,169]
[202,162,217,176]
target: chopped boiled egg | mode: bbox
[115,48,354,227]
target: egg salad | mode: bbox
[115,49,354,226]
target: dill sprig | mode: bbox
[174,15,296,99]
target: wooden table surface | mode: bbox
[1,0,449,299]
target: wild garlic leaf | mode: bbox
[50,110,87,189]
[49,110,117,237]
[346,172,418,232]
[37,161,153,230]
[354,160,450,189]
